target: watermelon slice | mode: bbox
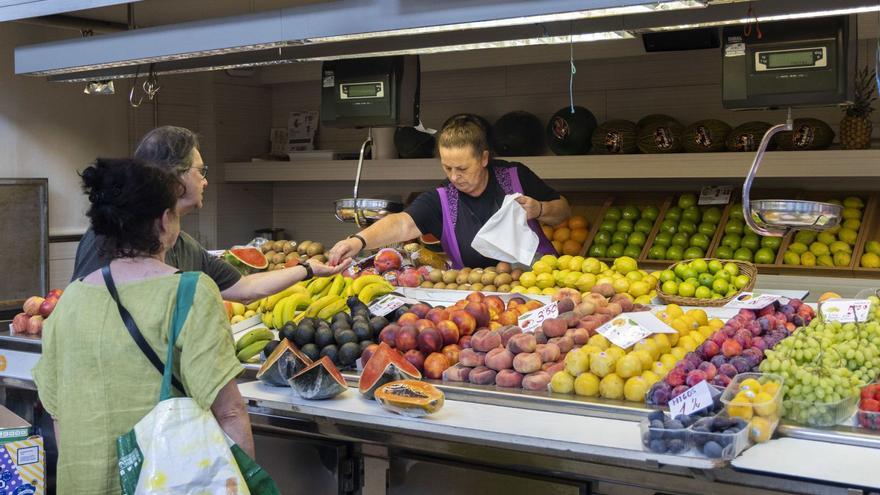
[224,247,268,274]
[419,234,443,253]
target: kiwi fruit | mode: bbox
[285,252,299,262]
[428,270,443,283]
[481,272,496,285]
[495,273,513,286]
[467,271,483,284]
[260,243,273,254]
[283,241,297,254]
[310,254,328,263]
[420,281,434,288]
[434,282,447,289]
[443,270,458,284]
[307,243,325,257]
[272,253,286,264]
[297,240,313,255]
[483,285,497,292]
[496,262,512,273]
[273,240,287,252]
[264,250,277,261]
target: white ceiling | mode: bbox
[67,0,328,27]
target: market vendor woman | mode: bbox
[328,115,570,268]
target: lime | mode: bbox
[604,207,622,221]
[695,286,712,299]
[660,220,678,235]
[708,259,723,274]
[599,220,617,232]
[698,273,715,287]
[607,243,625,258]
[643,205,660,221]
[672,233,690,247]
[635,218,654,234]
[712,278,729,294]
[698,222,717,236]
[788,242,808,254]
[682,206,702,224]
[741,233,760,251]
[809,242,830,257]
[611,231,629,245]
[661,280,679,295]
[714,268,731,282]
[684,247,705,259]
[838,228,858,245]
[722,234,742,250]
[589,244,607,257]
[617,219,634,234]
[794,230,816,245]
[665,207,682,222]
[867,240,880,255]
[782,251,801,265]
[678,194,697,209]
[678,281,696,297]
[733,274,750,289]
[760,236,782,250]
[723,262,740,277]
[659,269,677,283]
[684,277,699,287]
[690,258,709,274]
[861,252,880,268]
[833,251,851,267]
[678,221,697,236]
[754,247,776,264]
[690,233,710,250]
[666,245,684,261]
[725,220,744,236]
[654,232,673,247]
[800,252,816,266]
[673,263,690,279]
[728,204,745,222]
[592,231,611,246]
[715,246,734,259]
[622,205,641,221]
[704,207,723,225]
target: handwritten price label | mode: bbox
[668,380,714,417]
[518,302,559,333]
[724,292,783,310]
[820,299,871,323]
[368,294,420,317]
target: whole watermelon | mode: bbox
[546,106,597,155]
[726,121,775,152]
[682,119,731,153]
[637,117,684,153]
[637,114,678,129]
[591,120,638,154]
[492,111,545,156]
[776,118,835,151]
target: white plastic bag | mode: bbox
[471,193,539,265]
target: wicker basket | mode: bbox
[655,258,757,307]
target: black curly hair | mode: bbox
[80,158,184,258]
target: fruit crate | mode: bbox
[580,192,672,262]
[708,189,802,269]
[640,192,732,268]
[774,193,877,276]
[542,192,613,257]
[851,195,880,275]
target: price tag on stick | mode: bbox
[518,302,559,333]
[668,380,714,417]
[368,294,420,317]
[820,299,871,323]
[595,312,677,349]
[724,292,783,310]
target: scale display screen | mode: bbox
[755,47,827,72]
[339,81,385,100]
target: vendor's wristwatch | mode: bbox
[301,262,314,280]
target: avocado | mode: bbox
[333,312,352,326]
[352,321,371,341]
[301,343,320,361]
[391,306,410,322]
[281,322,296,342]
[335,329,358,346]
[353,308,371,320]
[262,340,280,359]
[315,327,334,348]
[359,340,375,352]
[338,342,361,366]
[331,320,351,333]
[293,325,315,347]
[368,316,388,334]
[320,344,339,364]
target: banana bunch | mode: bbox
[347,274,395,304]
[258,274,360,328]
[235,328,274,362]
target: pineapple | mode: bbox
[840,66,877,149]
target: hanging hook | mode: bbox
[129,64,160,108]
[743,2,762,40]
[569,22,577,113]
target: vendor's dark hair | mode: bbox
[437,114,491,159]
[81,158,183,258]
[134,125,200,175]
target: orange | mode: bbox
[570,228,588,243]
[569,215,589,230]
[542,225,554,239]
[552,240,563,253]
[562,240,582,256]
[553,227,572,242]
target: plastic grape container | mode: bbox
[720,373,784,443]
[856,408,880,430]
[784,395,859,427]
[640,411,691,455]
[688,414,751,460]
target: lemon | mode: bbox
[623,376,649,402]
[665,304,684,319]
[599,373,625,400]
[612,278,630,294]
[843,196,865,209]
[660,353,678,369]
[575,273,597,292]
[839,228,859,245]
[749,416,774,443]
[532,261,552,275]
[634,295,653,305]
[752,392,777,417]
[519,272,537,287]
[686,308,709,326]
[670,347,687,360]
[573,372,600,397]
[670,319,690,335]
[678,335,697,352]
[782,251,801,265]
[625,270,644,282]
[542,287,558,296]
[727,399,754,420]
[510,285,526,294]
[709,318,724,329]
[629,281,651,298]
[606,346,626,361]
[634,339,660,360]
[536,273,555,289]
[582,257,602,274]
[564,351,590,376]
[641,370,661,387]
[653,333,672,354]
[800,252,817,266]
[526,286,542,295]
[550,371,576,394]
[699,325,714,339]
[556,255,573,270]
[788,242,808,254]
[829,241,852,254]
[563,272,582,288]
[861,252,880,268]
[842,207,862,220]
[817,254,834,267]
[809,242,830,256]
[817,231,837,245]
[613,256,639,274]
[866,240,880,255]
[843,218,862,231]
[691,331,706,345]
[739,378,763,392]
[833,251,852,267]
[587,334,610,350]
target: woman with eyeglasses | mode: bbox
[73,126,351,301]
[327,115,571,269]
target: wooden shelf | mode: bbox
[226,150,880,183]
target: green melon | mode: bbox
[591,120,638,154]
[776,118,835,151]
[726,121,775,152]
[682,119,731,153]
[637,117,684,154]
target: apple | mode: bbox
[22,296,44,316]
[46,288,64,299]
[11,313,30,334]
[398,269,424,288]
[27,315,44,335]
[374,248,403,274]
[39,297,58,318]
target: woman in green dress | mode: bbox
[33,158,252,493]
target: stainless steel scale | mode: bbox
[334,128,404,227]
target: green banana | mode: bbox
[352,274,387,295]
[358,282,395,305]
[317,299,348,320]
[305,294,343,317]
[236,339,271,362]
[236,328,274,352]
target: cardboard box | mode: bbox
[0,406,44,495]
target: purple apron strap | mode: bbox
[507,167,557,256]
[437,186,466,269]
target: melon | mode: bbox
[591,120,638,154]
[374,380,445,417]
[637,117,684,154]
[419,233,443,253]
[395,127,436,159]
[682,119,731,153]
[492,111,545,156]
[257,340,312,387]
[224,247,268,275]
[776,118,835,151]
[637,114,677,129]
[546,106,597,155]
[726,121,775,152]
[359,342,421,399]
[288,356,347,400]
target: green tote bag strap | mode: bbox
[160,272,199,401]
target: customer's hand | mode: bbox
[327,238,363,266]
[308,258,352,276]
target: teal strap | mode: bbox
[160,272,199,401]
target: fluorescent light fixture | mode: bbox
[83,80,114,94]
[639,5,880,32]
[297,31,635,61]
[305,1,708,44]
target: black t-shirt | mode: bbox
[71,228,242,291]
[406,160,560,267]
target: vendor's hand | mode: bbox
[515,195,542,220]
[308,258,353,276]
[327,237,362,266]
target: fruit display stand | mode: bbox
[580,192,671,262]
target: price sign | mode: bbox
[724,292,783,310]
[821,299,871,323]
[698,185,733,205]
[368,294,420,317]
[668,380,714,417]
[518,302,559,333]
[596,312,677,349]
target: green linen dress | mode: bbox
[32,273,243,494]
